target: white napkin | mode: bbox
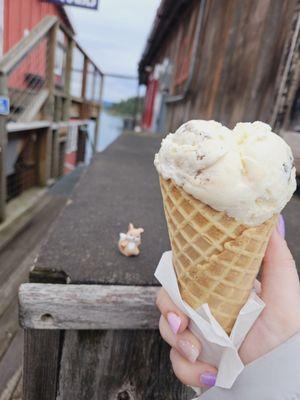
[154,251,265,394]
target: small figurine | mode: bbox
[118,223,144,257]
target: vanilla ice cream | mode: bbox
[154,120,296,226]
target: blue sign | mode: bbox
[44,0,99,9]
[0,97,9,115]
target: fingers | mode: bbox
[156,288,189,333]
[156,289,218,388]
[170,348,217,388]
[261,225,299,304]
[159,315,201,363]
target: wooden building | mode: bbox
[2,0,73,55]
[139,0,299,134]
[0,0,103,222]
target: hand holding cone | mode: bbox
[160,177,277,333]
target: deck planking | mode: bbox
[0,166,85,400]
[33,133,170,286]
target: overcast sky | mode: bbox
[66,0,161,103]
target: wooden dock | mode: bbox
[19,132,195,400]
[1,131,300,399]
[0,167,84,400]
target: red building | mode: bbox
[2,0,74,93]
[2,0,73,55]
[0,0,103,221]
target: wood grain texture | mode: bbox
[11,373,23,400]
[148,0,297,131]
[57,330,193,400]
[0,297,19,360]
[23,330,63,400]
[0,330,23,398]
[19,283,160,330]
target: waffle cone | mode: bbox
[159,177,277,333]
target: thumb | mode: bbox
[260,217,299,305]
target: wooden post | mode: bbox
[81,56,88,100]
[23,330,62,400]
[93,74,104,153]
[80,56,88,119]
[45,22,58,118]
[62,38,74,121]
[76,126,87,163]
[91,68,96,101]
[39,22,58,186]
[51,129,60,179]
[37,127,52,186]
[0,73,8,222]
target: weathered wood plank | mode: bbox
[0,367,22,400]
[0,330,23,398]
[149,0,297,131]
[23,330,62,400]
[0,297,19,360]
[11,373,22,400]
[0,196,67,318]
[19,284,160,330]
[18,88,49,123]
[33,134,169,286]
[0,248,35,318]
[57,330,193,400]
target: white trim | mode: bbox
[52,119,89,129]
[7,121,51,132]
[7,119,89,133]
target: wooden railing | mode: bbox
[0,15,104,222]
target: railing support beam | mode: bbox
[40,22,58,186]
[63,38,75,121]
[93,74,104,154]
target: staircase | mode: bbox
[0,15,104,223]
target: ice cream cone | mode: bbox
[159,177,277,333]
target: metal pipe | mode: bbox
[104,73,138,80]
[165,0,206,104]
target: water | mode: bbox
[97,110,124,152]
[85,110,124,164]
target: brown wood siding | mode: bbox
[148,0,297,132]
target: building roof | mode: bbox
[138,0,191,84]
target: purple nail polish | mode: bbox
[277,214,285,237]
[167,312,181,335]
[200,372,216,387]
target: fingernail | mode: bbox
[167,312,181,335]
[277,214,285,237]
[200,372,216,387]
[178,339,200,363]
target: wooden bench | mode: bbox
[19,133,193,399]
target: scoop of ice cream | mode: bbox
[154,120,296,226]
